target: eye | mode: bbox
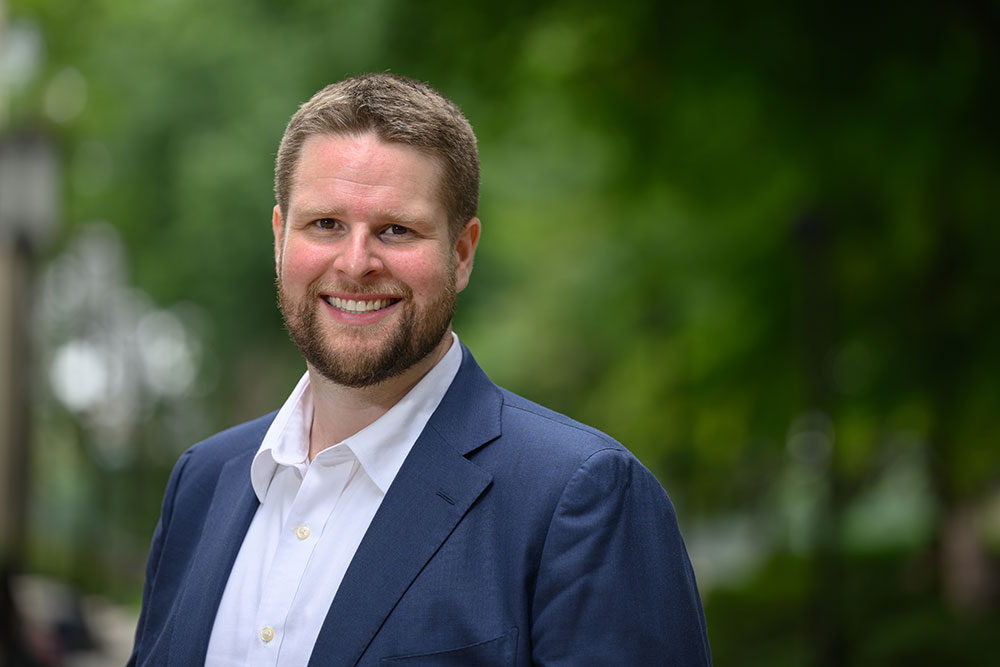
[383,224,412,238]
[314,218,340,230]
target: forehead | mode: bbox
[288,132,447,222]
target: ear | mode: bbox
[453,217,481,293]
[272,205,284,275]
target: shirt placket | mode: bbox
[246,456,355,666]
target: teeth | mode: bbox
[327,296,393,313]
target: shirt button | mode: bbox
[260,626,275,643]
[295,524,311,540]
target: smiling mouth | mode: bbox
[323,296,401,313]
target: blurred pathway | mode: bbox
[10,575,136,666]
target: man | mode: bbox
[129,73,711,666]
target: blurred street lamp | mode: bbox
[0,130,59,566]
[0,132,59,242]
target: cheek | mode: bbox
[280,240,331,284]
[393,252,453,295]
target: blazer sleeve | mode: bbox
[127,448,194,667]
[530,447,712,666]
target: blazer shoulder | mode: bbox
[182,410,278,470]
[497,388,627,460]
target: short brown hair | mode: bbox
[274,73,479,238]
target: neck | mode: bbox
[306,332,454,460]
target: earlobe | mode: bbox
[272,205,284,273]
[454,217,481,293]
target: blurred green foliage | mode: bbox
[5,0,999,663]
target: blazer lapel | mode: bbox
[308,346,503,667]
[166,448,259,667]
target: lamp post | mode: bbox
[0,130,58,567]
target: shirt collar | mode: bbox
[250,332,463,502]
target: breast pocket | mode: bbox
[378,627,518,666]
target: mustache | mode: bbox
[306,280,412,300]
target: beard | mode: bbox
[277,273,457,389]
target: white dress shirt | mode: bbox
[205,333,463,667]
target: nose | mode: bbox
[333,226,384,280]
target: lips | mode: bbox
[322,295,401,313]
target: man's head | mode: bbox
[272,75,481,389]
[274,73,479,240]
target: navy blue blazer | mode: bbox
[129,346,711,666]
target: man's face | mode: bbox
[273,132,479,388]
